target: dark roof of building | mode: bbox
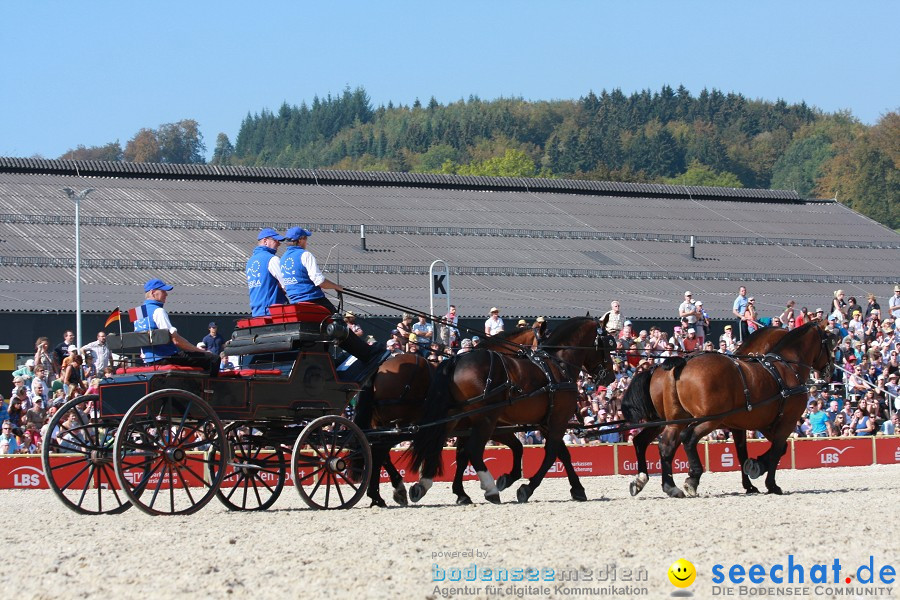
[0,157,897,321]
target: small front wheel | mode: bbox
[211,424,285,511]
[291,415,371,510]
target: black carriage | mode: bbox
[41,303,375,516]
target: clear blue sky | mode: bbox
[2,1,897,160]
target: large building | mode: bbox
[0,157,897,350]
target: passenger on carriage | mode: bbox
[279,226,387,371]
[246,228,288,317]
[134,279,218,376]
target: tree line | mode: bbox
[57,85,898,229]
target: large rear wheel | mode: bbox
[291,415,371,510]
[41,395,134,515]
[113,389,225,516]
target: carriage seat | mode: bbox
[235,302,333,329]
[216,368,285,378]
[107,330,173,352]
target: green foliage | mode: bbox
[770,134,834,195]
[456,149,537,177]
[122,120,205,164]
[59,141,123,162]
[210,133,235,165]
[666,160,743,188]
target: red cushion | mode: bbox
[236,316,274,328]
[268,303,333,324]
[115,365,205,374]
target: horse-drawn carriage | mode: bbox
[41,302,377,515]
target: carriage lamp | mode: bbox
[325,319,349,342]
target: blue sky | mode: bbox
[1,1,897,159]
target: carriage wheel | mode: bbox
[210,424,286,511]
[41,395,136,515]
[113,389,226,516]
[291,415,371,510]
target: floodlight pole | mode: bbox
[62,187,95,348]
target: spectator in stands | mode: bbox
[695,301,709,345]
[81,352,97,381]
[733,285,749,341]
[851,407,875,436]
[794,306,810,329]
[864,293,881,320]
[832,412,850,436]
[830,290,847,319]
[341,313,362,337]
[458,338,473,354]
[682,328,700,352]
[62,355,86,399]
[604,301,624,336]
[848,310,865,340]
[52,330,75,375]
[386,339,403,356]
[484,307,504,336]
[846,296,861,319]
[79,331,111,372]
[247,227,288,317]
[516,319,527,329]
[405,334,419,354]
[396,313,414,342]
[7,395,23,428]
[744,297,759,334]
[17,429,37,454]
[11,359,35,386]
[441,305,459,348]
[679,290,700,333]
[807,400,832,437]
[0,395,7,425]
[412,314,433,353]
[719,324,735,352]
[882,412,899,435]
[12,385,29,413]
[1,421,18,454]
[202,323,226,354]
[718,339,731,355]
[23,396,45,431]
[771,316,784,329]
[472,336,482,348]
[34,337,53,378]
[669,326,685,352]
[889,285,900,320]
[780,300,796,329]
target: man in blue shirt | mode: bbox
[807,401,833,437]
[246,228,288,317]
[135,278,218,375]
[732,285,749,342]
[281,226,387,371]
[202,322,225,356]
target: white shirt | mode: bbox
[299,251,324,286]
[485,316,504,336]
[83,340,111,371]
[267,255,285,287]
[890,293,900,318]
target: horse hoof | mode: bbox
[456,495,473,505]
[485,492,502,505]
[496,475,509,492]
[370,497,387,508]
[743,459,763,480]
[683,482,698,498]
[745,485,760,495]
[516,485,532,503]
[664,486,685,499]
[393,485,408,506]
[409,483,425,503]
[767,486,783,496]
[571,488,587,502]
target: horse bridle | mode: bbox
[589,326,616,382]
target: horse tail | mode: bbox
[408,355,457,477]
[353,381,375,430]
[661,355,688,380]
[621,367,660,423]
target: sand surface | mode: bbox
[5,464,899,600]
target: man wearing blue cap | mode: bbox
[135,278,218,374]
[281,227,387,369]
[246,228,288,317]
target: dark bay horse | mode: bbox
[354,327,548,507]
[623,321,836,498]
[624,326,788,498]
[407,316,615,504]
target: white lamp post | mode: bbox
[62,186,95,348]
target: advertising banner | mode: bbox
[792,437,874,469]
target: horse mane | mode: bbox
[542,316,593,348]
[769,320,817,354]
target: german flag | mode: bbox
[104,307,121,329]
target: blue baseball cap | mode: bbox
[144,278,174,292]
[257,227,286,241]
[284,226,313,240]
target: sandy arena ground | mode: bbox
[3,464,899,600]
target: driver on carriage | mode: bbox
[280,226,387,372]
[134,278,219,375]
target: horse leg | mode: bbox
[463,427,500,504]
[494,432,524,492]
[681,422,717,498]
[757,421,794,495]
[381,452,408,506]
[367,444,389,508]
[733,430,759,494]
[658,425,686,498]
[629,425,662,497]
[516,435,564,503]
[451,443,473,505]
[556,442,586,501]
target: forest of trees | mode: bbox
[57,86,898,229]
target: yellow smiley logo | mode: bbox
[668,559,696,588]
